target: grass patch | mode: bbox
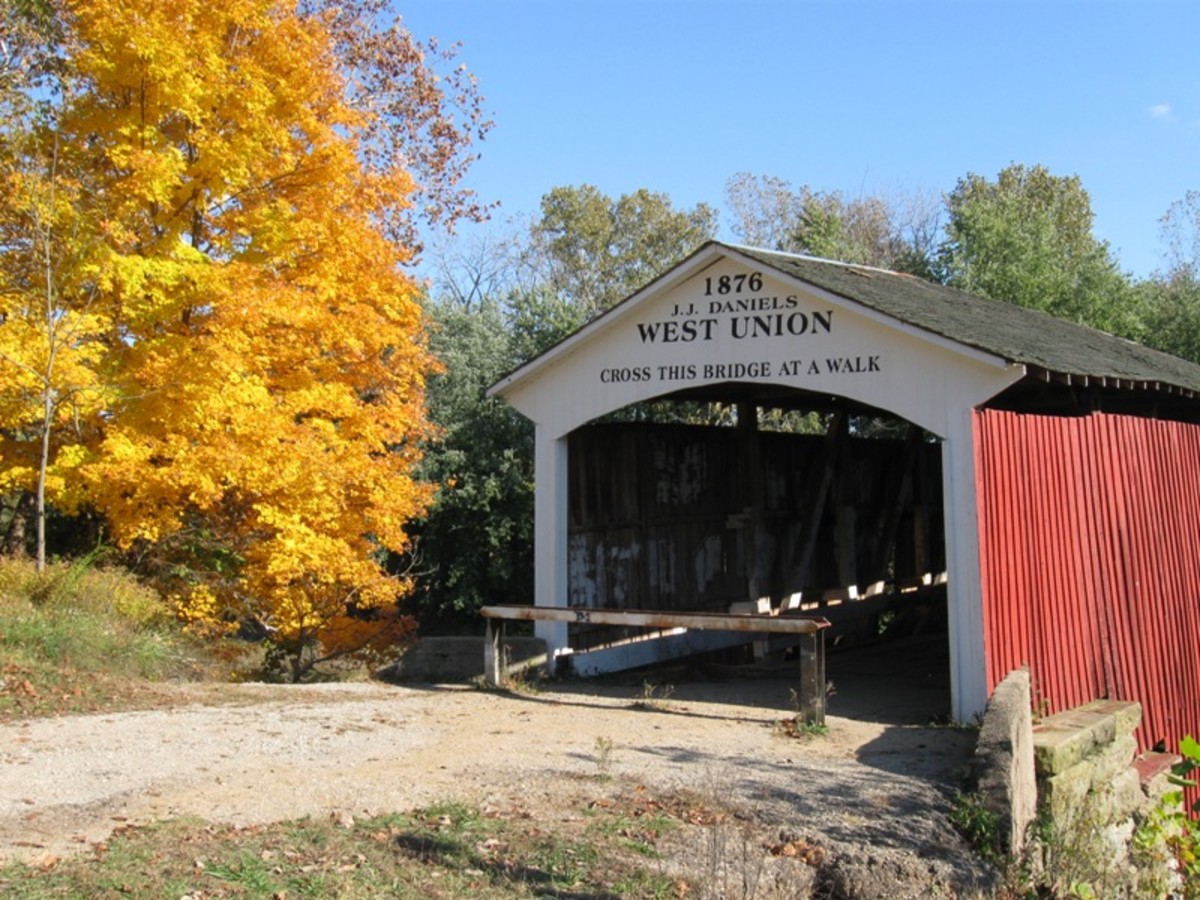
[629,680,675,711]
[774,717,829,740]
[585,809,678,857]
[0,800,686,899]
[0,556,251,721]
[586,787,723,861]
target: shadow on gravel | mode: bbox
[590,742,976,865]
[853,722,977,781]
[395,632,953,718]
[394,632,976,783]
[823,633,954,725]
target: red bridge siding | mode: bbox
[975,409,1200,758]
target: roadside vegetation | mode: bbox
[0,558,818,899]
[0,799,695,900]
[0,556,253,722]
[0,761,856,900]
[0,560,680,898]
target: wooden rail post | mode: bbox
[479,606,830,718]
[797,629,826,726]
[484,619,506,687]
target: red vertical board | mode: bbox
[975,409,1200,776]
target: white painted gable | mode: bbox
[490,244,1023,436]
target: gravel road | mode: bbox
[0,659,996,896]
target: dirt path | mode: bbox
[0,664,995,895]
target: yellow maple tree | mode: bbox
[0,138,112,571]
[0,0,485,676]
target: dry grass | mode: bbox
[0,795,708,899]
[0,556,257,722]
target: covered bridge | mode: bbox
[487,241,1200,753]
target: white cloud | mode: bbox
[1148,103,1174,120]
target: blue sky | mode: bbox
[399,0,1199,279]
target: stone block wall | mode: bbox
[975,672,1180,868]
[973,669,1037,854]
[376,635,547,682]
[1033,699,1148,833]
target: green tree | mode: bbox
[411,289,585,624]
[723,172,805,251]
[409,298,530,623]
[1138,273,1200,364]
[528,184,717,316]
[723,173,941,277]
[413,182,714,622]
[412,184,715,623]
[1137,192,1200,364]
[791,190,940,277]
[1158,189,1200,281]
[939,163,1137,336]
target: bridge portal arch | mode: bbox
[490,243,1023,720]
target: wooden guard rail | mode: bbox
[479,605,832,725]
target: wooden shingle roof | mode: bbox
[729,243,1200,397]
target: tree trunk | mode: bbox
[36,386,53,573]
[3,491,32,557]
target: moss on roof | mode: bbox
[729,243,1200,395]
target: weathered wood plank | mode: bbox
[480,604,829,724]
[797,631,826,725]
[481,605,830,634]
[484,619,505,687]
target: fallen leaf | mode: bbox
[766,838,826,865]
